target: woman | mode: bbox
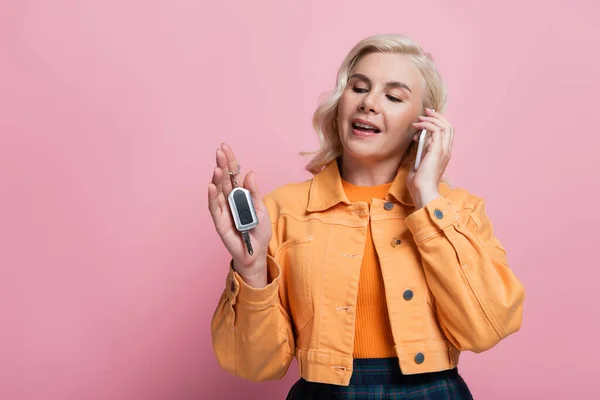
[208,34,525,399]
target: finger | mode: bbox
[423,109,452,135]
[221,142,239,171]
[412,121,442,134]
[424,130,443,160]
[423,109,454,152]
[424,114,452,154]
[243,171,263,208]
[221,142,240,187]
[421,117,451,156]
[418,115,448,129]
[208,182,222,219]
[216,149,233,195]
[212,167,228,211]
[413,121,449,159]
[208,183,230,237]
[212,166,223,199]
[209,168,228,232]
[442,125,452,157]
[417,115,448,131]
[425,108,450,125]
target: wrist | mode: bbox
[233,257,268,288]
[413,187,440,209]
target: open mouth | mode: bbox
[352,121,381,134]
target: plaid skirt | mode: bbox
[286,357,473,400]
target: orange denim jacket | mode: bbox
[211,160,525,386]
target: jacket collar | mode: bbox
[307,158,415,212]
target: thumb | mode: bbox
[243,171,263,206]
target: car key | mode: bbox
[227,180,259,256]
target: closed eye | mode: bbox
[351,87,403,103]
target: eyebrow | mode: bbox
[348,73,412,93]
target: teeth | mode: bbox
[354,122,377,130]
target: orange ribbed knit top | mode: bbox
[341,179,396,359]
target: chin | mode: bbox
[341,140,383,162]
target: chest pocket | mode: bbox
[275,236,314,333]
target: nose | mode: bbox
[358,93,380,114]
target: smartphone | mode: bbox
[414,128,427,170]
[414,109,434,170]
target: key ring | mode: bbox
[228,164,241,187]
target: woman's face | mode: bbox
[337,52,425,164]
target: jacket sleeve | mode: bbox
[210,232,295,381]
[404,195,525,353]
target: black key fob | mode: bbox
[227,187,259,232]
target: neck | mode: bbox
[339,154,402,186]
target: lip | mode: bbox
[352,127,377,138]
[351,118,382,132]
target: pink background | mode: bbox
[1,0,599,399]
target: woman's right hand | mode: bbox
[208,143,272,288]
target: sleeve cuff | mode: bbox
[225,255,281,308]
[405,196,460,244]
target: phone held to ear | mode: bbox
[413,109,434,170]
[414,128,427,170]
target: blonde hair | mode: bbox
[302,34,448,175]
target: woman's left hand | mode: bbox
[406,108,454,209]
